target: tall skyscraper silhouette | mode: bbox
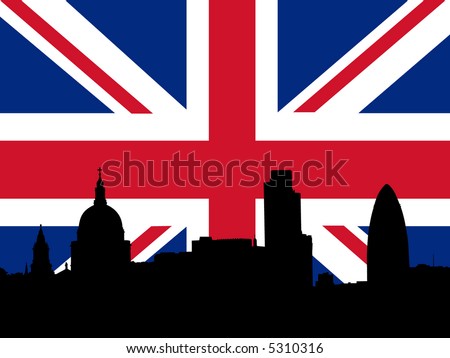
[71,168,131,276]
[30,224,53,278]
[264,170,313,287]
[367,184,409,284]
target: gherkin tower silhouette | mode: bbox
[367,184,409,284]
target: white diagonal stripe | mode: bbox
[256,0,450,140]
[0,0,209,140]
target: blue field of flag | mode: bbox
[278,0,450,113]
[0,0,187,112]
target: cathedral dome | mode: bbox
[76,168,125,243]
[78,204,124,242]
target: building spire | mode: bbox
[36,224,45,243]
[31,225,53,278]
[94,167,107,205]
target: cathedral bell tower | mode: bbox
[30,224,54,278]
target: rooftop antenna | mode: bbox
[432,253,435,267]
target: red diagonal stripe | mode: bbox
[2,0,151,114]
[296,0,445,112]
[131,226,170,260]
[324,225,367,264]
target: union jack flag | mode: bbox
[0,0,450,284]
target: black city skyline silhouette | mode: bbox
[0,167,449,338]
